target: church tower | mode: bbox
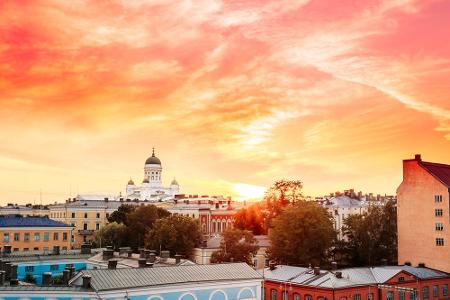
[143,148,162,188]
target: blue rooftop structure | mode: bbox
[0,215,70,227]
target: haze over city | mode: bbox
[1,0,450,204]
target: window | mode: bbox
[271,290,277,300]
[72,212,75,218]
[435,195,443,202]
[436,238,444,246]
[283,292,288,300]
[443,284,448,297]
[84,213,88,218]
[83,223,88,230]
[423,287,429,299]
[23,248,29,252]
[53,232,59,240]
[25,266,34,272]
[14,233,20,241]
[433,285,438,297]
[50,265,59,271]
[294,293,300,300]
[353,294,361,300]
[3,233,9,242]
[368,294,374,300]
[399,291,405,300]
[43,247,49,252]
[341,298,348,300]
[34,233,40,241]
[63,232,68,241]
[436,223,444,231]
[398,276,405,282]
[96,223,100,230]
[33,247,39,251]
[435,209,443,217]
[305,295,312,300]
[410,291,416,300]
[387,292,394,300]
[13,248,19,252]
[24,233,30,241]
[44,232,49,241]
[62,246,68,251]
[96,213,100,218]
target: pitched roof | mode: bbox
[264,265,449,289]
[420,161,450,187]
[0,215,70,228]
[73,263,262,291]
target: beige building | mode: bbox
[397,154,450,272]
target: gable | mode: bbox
[385,271,416,284]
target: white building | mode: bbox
[125,148,180,201]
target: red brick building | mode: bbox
[264,265,450,300]
[397,154,450,272]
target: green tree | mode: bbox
[107,204,136,225]
[210,229,259,264]
[265,180,304,225]
[126,205,170,250]
[269,201,335,266]
[233,203,266,235]
[342,200,397,266]
[145,215,202,256]
[94,222,127,249]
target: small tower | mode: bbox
[170,178,180,195]
[144,148,162,188]
[126,178,135,196]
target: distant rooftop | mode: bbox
[0,215,71,228]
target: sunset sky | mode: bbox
[1,0,449,204]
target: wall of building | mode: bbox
[397,159,450,272]
[0,227,72,253]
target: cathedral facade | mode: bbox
[126,149,180,201]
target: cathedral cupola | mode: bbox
[127,178,135,185]
[145,148,162,165]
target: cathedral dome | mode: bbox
[145,148,161,165]
[171,178,179,186]
[127,178,135,185]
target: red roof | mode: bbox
[420,161,450,187]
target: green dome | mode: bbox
[145,148,161,165]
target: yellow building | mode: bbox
[0,215,73,253]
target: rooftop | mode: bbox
[420,161,450,187]
[264,265,449,289]
[72,262,262,291]
[0,215,71,228]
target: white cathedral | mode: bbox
[125,148,180,201]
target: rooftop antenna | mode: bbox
[152,147,155,157]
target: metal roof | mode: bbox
[420,161,450,187]
[265,265,449,289]
[0,215,70,228]
[73,262,262,291]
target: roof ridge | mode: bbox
[421,161,450,168]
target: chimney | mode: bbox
[331,262,338,271]
[82,275,91,289]
[102,249,114,260]
[415,154,422,161]
[4,262,11,281]
[418,263,426,268]
[63,269,71,284]
[335,271,343,279]
[175,254,182,264]
[0,271,5,285]
[68,266,76,278]
[313,267,320,275]
[53,246,60,255]
[160,250,170,259]
[10,278,18,286]
[108,259,118,270]
[144,249,151,259]
[80,243,91,254]
[269,261,276,271]
[146,263,154,268]
[138,258,147,268]
[139,248,145,258]
[404,261,412,266]
[149,253,156,263]
[42,272,52,285]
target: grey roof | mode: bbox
[205,235,270,249]
[264,265,449,289]
[73,263,262,291]
[325,196,367,208]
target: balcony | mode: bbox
[78,229,94,235]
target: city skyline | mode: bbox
[1,0,450,203]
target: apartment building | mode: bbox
[0,215,73,253]
[397,154,450,272]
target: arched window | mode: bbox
[271,290,278,300]
[282,292,288,300]
[293,293,300,300]
[305,295,312,300]
[340,297,347,300]
[422,287,429,299]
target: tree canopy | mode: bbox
[265,179,304,225]
[94,221,127,249]
[107,204,135,225]
[145,215,202,256]
[269,201,335,266]
[233,203,266,235]
[341,200,397,266]
[210,229,259,264]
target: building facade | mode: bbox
[126,149,180,201]
[264,265,450,300]
[397,154,450,272]
[0,215,73,254]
